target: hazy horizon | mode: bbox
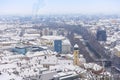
[0,0,120,15]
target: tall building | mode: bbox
[54,40,62,53]
[96,29,107,41]
[73,44,79,66]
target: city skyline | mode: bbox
[0,0,120,15]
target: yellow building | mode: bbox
[114,46,120,57]
[73,44,79,66]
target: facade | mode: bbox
[40,36,71,54]
[62,39,71,54]
[54,40,62,53]
[96,29,107,41]
[114,46,120,57]
[73,44,80,66]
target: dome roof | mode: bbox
[74,44,79,48]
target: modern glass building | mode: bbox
[54,40,62,53]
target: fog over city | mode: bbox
[0,0,120,80]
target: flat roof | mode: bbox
[41,36,65,40]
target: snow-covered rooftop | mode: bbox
[41,36,65,40]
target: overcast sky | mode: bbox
[0,0,120,15]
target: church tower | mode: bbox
[73,44,79,65]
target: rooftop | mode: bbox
[41,36,65,40]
